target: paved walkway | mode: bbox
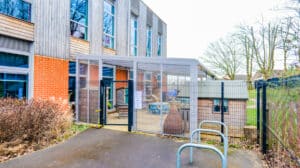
[0,128,263,168]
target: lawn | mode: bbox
[246,89,257,126]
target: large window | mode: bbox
[0,73,28,99]
[213,99,228,113]
[130,16,138,56]
[0,0,31,22]
[157,34,162,56]
[70,0,88,40]
[103,0,115,49]
[68,61,88,102]
[146,26,152,57]
[0,52,29,99]
[0,52,28,68]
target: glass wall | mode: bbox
[0,0,31,22]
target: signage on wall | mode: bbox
[135,91,142,109]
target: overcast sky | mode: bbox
[143,0,283,60]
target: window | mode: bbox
[157,34,162,56]
[213,99,228,113]
[70,0,88,40]
[0,73,28,99]
[103,66,114,110]
[103,0,115,49]
[130,16,138,56]
[68,61,88,102]
[0,52,28,68]
[146,26,152,57]
[0,0,31,22]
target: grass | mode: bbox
[71,123,90,134]
[246,108,256,126]
[246,89,257,126]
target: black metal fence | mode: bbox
[256,75,300,167]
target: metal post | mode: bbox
[128,80,134,132]
[221,82,224,142]
[99,80,105,125]
[256,85,260,144]
[262,82,267,154]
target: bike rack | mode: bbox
[176,120,228,168]
[176,143,226,168]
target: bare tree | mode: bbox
[250,20,279,79]
[235,25,254,87]
[203,36,241,80]
[278,17,294,71]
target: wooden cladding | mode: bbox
[0,14,34,41]
[70,37,90,58]
[103,47,116,55]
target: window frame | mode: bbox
[68,61,88,102]
[70,0,89,40]
[102,0,115,49]
[213,99,229,113]
[146,26,152,57]
[0,51,30,99]
[157,33,162,56]
[130,15,138,56]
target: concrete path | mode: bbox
[0,128,263,168]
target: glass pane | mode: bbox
[69,61,76,74]
[0,0,31,22]
[103,13,114,35]
[68,76,76,102]
[80,77,86,88]
[104,0,114,14]
[80,63,87,75]
[0,73,28,99]
[102,67,114,77]
[71,0,88,17]
[0,52,28,68]
[70,21,87,39]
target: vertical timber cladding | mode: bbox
[33,0,70,101]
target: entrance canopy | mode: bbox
[75,54,211,135]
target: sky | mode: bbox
[142,0,283,60]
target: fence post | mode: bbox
[256,85,260,144]
[262,82,267,154]
[221,82,224,143]
[99,80,105,125]
[128,80,134,132]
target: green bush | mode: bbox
[0,98,72,143]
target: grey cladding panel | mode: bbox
[146,9,153,26]
[131,0,139,16]
[158,19,163,34]
[0,35,31,53]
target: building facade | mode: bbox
[0,0,167,102]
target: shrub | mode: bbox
[0,98,72,143]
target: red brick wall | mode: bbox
[34,55,68,101]
[116,69,128,89]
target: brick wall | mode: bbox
[116,69,128,89]
[198,98,246,137]
[34,55,68,101]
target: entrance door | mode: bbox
[100,79,133,132]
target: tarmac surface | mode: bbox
[0,128,263,168]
